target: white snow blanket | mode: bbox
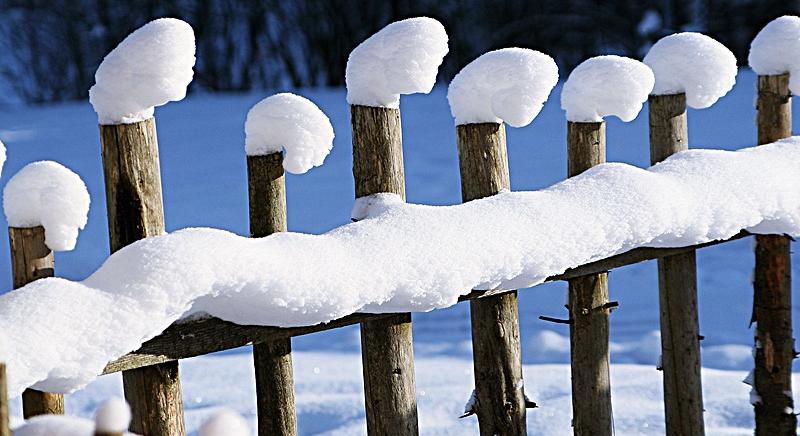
[1,138,799,396]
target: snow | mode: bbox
[197,409,250,436]
[244,93,335,174]
[644,32,737,109]
[3,161,90,251]
[89,18,196,125]
[12,414,137,436]
[345,17,448,108]
[749,16,800,94]
[2,137,800,396]
[94,397,131,433]
[0,138,6,177]
[561,55,655,122]
[446,48,558,127]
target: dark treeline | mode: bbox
[0,0,797,104]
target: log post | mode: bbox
[455,122,526,435]
[566,121,613,436]
[753,73,796,435]
[648,93,705,436]
[0,363,9,436]
[351,104,418,435]
[247,152,297,436]
[99,118,185,436]
[7,226,64,417]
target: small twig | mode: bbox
[459,410,475,419]
[538,315,572,325]
[698,334,705,341]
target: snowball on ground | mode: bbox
[198,409,250,436]
[447,48,558,127]
[89,18,196,124]
[749,16,800,94]
[94,397,132,433]
[644,32,737,109]
[244,93,335,174]
[2,138,800,396]
[346,17,448,108]
[561,55,655,122]
[3,161,90,251]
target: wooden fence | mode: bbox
[0,72,796,436]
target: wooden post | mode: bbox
[351,104,418,435]
[7,226,65,417]
[648,93,705,436]
[566,121,613,436]
[753,73,796,435]
[0,363,9,436]
[455,123,526,435]
[247,152,297,436]
[99,118,185,436]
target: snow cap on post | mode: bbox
[89,18,196,124]
[245,93,335,174]
[561,55,655,122]
[346,17,449,108]
[749,16,800,94]
[3,161,90,251]
[94,397,132,434]
[198,409,251,436]
[447,48,559,127]
[644,32,737,108]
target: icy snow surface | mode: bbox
[447,48,558,127]
[89,18,196,124]
[198,409,251,436]
[3,161,90,251]
[561,55,655,122]
[345,17,448,108]
[94,397,131,433]
[644,32,737,109]
[749,16,800,94]
[1,138,799,396]
[244,93,335,174]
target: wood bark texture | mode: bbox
[566,121,613,436]
[248,152,298,436]
[0,363,8,436]
[457,122,526,435]
[753,74,796,436]
[649,93,705,436]
[100,118,185,436]
[351,104,418,435]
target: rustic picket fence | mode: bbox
[0,72,795,436]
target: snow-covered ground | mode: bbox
[1,68,798,433]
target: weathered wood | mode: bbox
[0,363,9,436]
[8,226,65,418]
[566,121,613,436]
[456,122,526,435]
[351,104,418,435]
[247,152,297,436]
[649,93,705,436]
[99,118,185,436]
[753,73,796,435]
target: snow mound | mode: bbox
[561,55,655,122]
[2,139,800,396]
[89,18,196,124]
[346,17,449,108]
[644,32,737,109]
[12,414,137,436]
[198,409,250,436]
[94,397,131,433]
[447,48,558,127]
[244,93,335,174]
[3,161,90,251]
[749,16,800,94]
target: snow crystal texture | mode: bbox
[94,397,131,433]
[2,139,800,396]
[447,48,558,127]
[644,32,737,109]
[749,16,800,94]
[346,17,448,108]
[198,410,250,436]
[244,93,335,174]
[3,161,90,251]
[89,18,196,124]
[561,55,655,122]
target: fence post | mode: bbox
[0,363,9,436]
[99,118,185,436]
[7,226,65,417]
[566,121,613,436]
[455,122,526,435]
[753,73,796,435]
[247,152,297,436]
[351,104,418,435]
[648,93,705,435]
